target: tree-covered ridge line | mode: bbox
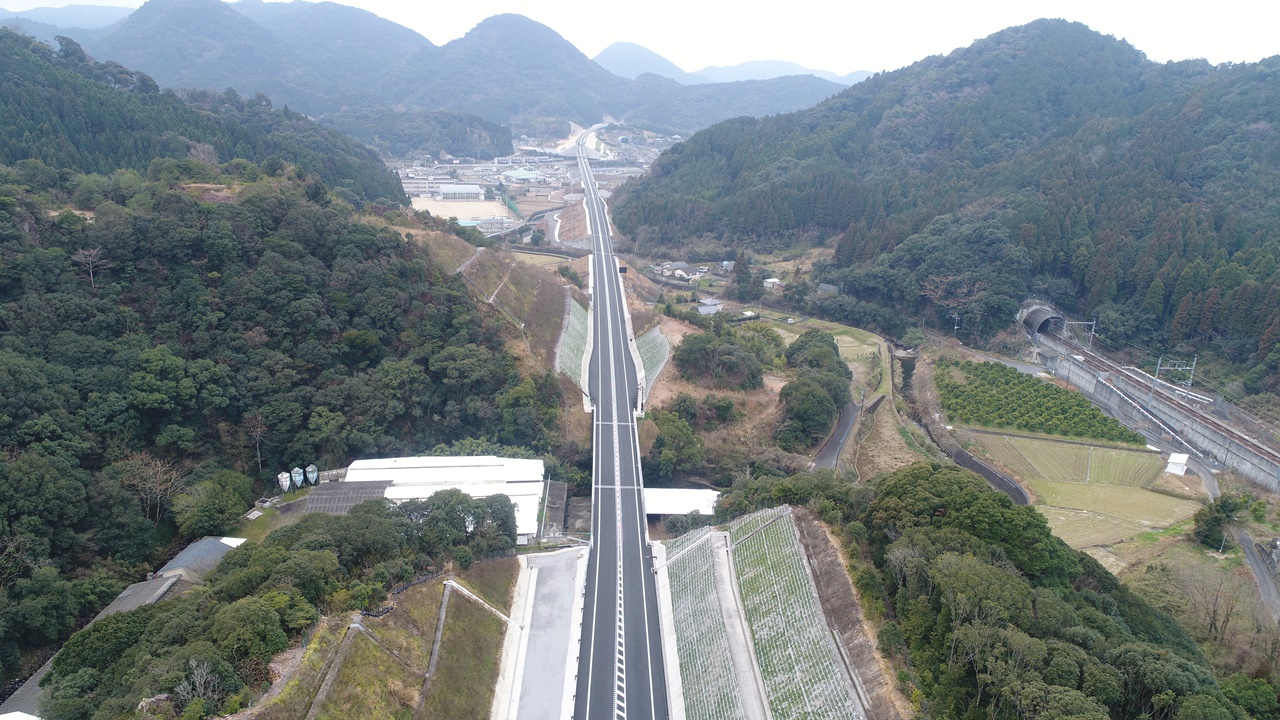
[714,463,1271,720]
[612,20,1280,403]
[0,155,562,688]
[317,106,514,160]
[0,29,405,204]
[936,359,1146,444]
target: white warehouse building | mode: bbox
[307,456,546,543]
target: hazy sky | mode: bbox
[7,0,1279,74]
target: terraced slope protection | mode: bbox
[729,507,861,719]
[664,528,746,720]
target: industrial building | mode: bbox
[304,456,546,544]
[437,184,485,201]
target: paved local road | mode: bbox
[572,131,669,720]
[813,399,860,470]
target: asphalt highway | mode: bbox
[572,132,669,720]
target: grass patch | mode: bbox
[1030,479,1200,527]
[759,315,890,397]
[462,249,509,296]
[314,633,418,720]
[513,273,566,369]
[419,590,508,720]
[970,433,1163,488]
[410,229,475,273]
[237,507,279,544]
[1089,447,1164,486]
[365,581,442,669]
[1133,519,1195,544]
[1014,438,1089,482]
[235,501,307,543]
[459,557,519,611]
[637,326,671,396]
[556,299,589,384]
[973,435,1042,480]
[665,528,746,720]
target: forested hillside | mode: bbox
[0,30,405,204]
[316,106,514,160]
[613,20,1280,399]
[0,36,567,683]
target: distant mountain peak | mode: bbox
[593,41,704,84]
[0,3,133,29]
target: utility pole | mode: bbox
[1064,319,1097,349]
[1157,355,1198,390]
[951,313,961,337]
[1149,356,1163,406]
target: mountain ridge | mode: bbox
[0,3,131,28]
[594,40,872,86]
[17,1,846,137]
[611,19,1280,399]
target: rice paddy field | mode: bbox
[974,434,1166,486]
[1036,507,1145,548]
[968,431,1201,548]
[1031,480,1200,527]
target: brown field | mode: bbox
[557,201,588,244]
[1036,506,1145,548]
[852,401,926,480]
[511,251,569,267]
[969,433,1163,489]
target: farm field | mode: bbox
[970,433,1164,487]
[1030,479,1200,527]
[937,360,1146,444]
[729,507,859,720]
[967,432,1195,548]
[1036,506,1145,548]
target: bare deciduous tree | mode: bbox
[0,535,37,590]
[70,246,114,289]
[919,275,989,309]
[120,452,187,527]
[243,412,268,471]
[173,659,226,710]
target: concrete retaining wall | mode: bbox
[1039,335,1280,492]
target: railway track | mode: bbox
[1048,332,1280,470]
